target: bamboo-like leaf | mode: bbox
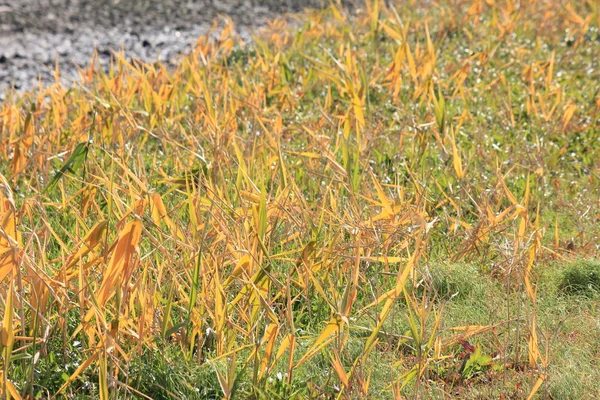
[527,374,546,400]
[450,128,465,179]
[330,353,349,388]
[99,352,109,400]
[188,249,202,315]
[562,103,577,132]
[295,317,341,368]
[359,256,406,264]
[258,182,268,240]
[1,283,15,370]
[96,219,142,306]
[0,173,19,283]
[5,380,22,400]
[64,220,107,271]
[149,191,181,240]
[432,84,445,134]
[259,323,278,379]
[161,282,176,339]
[45,142,89,192]
[55,352,99,396]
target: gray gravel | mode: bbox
[0,0,338,99]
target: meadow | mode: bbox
[0,0,599,398]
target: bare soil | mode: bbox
[0,0,338,98]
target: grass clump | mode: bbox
[418,263,481,301]
[0,0,599,398]
[557,259,600,296]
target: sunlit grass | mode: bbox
[0,0,599,398]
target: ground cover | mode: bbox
[0,0,599,398]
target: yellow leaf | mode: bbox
[99,352,109,400]
[353,92,365,128]
[359,256,406,264]
[1,284,15,355]
[330,353,349,387]
[0,173,19,283]
[405,42,418,82]
[527,374,546,400]
[445,325,494,346]
[5,380,22,400]
[259,324,279,378]
[149,191,182,240]
[448,325,491,332]
[371,174,393,217]
[64,220,107,271]
[56,352,99,396]
[450,128,465,179]
[562,103,577,132]
[96,219,143,306]
[362,253,417,360]
[295,317,341,368]
[223,255,252,285]
[528,316,540,368]
[272,333,293,370]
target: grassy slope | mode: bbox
[0,0,599,398]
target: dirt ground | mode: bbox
[0,0,341,99]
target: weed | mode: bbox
[0,0,598,398]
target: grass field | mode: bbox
[0,0,599,398]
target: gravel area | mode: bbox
[0,0,338,99]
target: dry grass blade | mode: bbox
[96,219,143,307]
[0,0,597,397]
[295,317,342,369]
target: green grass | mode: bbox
[0,0,599,398]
